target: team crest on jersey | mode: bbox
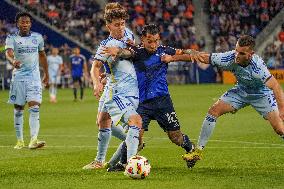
[10,95,16,101]
[32,39,37,44]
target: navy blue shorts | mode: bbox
[137,95,180,132]
[72,76,82,83]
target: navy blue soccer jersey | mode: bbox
[130,45,176,102]
[70,54,86,77]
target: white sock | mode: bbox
[197,114,217,150]
[14,109,24,141]
[125,125,140,161]
[109,142,124,166]
[111,123,127,141]
[29,105,40,140]
[96,128,112,162]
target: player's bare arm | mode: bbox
[5,48,21,68]
[39,50,49,88]
[101,46,133,59]
[161,50,208,64]
[90,60,104,100]
[265,76,284,120]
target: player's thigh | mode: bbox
[216,88,248,116]
[97,111,111,129]
[107,95,139,126]
[26,80,42,104]
[154,96,181,132]
[8,80,26,106]
[137,103,153,131]
[250,92,278,119]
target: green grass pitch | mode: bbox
[1,85,284,189]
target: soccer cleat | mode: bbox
[28,138,46,149]
[14,140,25,149]
[82,160,105,170]
[103,162,111,169]
[107,162,125,172]
[182,149,203,168]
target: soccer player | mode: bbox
[162,35,284,166]
[101,24,195,170]
[82,3,142,170]
[69,47,88,101]
[5,12,49,149]
[47,47,63,103]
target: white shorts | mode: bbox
[48,68,59,84]
[99,85,139,125]
[8,80,42,105]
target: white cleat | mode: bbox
[82,160,105,170]
[28,139,46,149]
[14,140,25,149]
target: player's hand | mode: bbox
[101,46,120,60]
[42,73,49,88]
[189,51,206,63]
[93,82,104,100]
[126,39,135,46]
[99,73,107,86]
[12,59,21,69]
[161,55,174,63]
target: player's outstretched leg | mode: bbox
[13,107,25,149]
[28,104,45,149]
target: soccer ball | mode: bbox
[124,155,151,179]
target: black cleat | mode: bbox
[107,162,125,172]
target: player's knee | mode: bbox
[128,114,142,128]
[29,105,40,113]
[168,131,183,146]
[208,105,221,118]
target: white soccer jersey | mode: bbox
[94,28,136,87]
[47,55,63,73]
[5,31,44,81]
[210,50,272,93]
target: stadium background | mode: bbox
[0,0,284,188]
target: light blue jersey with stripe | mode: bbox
[94,28,137,92]
[5,31,44,81]
[210,50,272,94]
[47,55,63,73]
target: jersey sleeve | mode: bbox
[38,34,45,51]
[251,58,272,83]
[210,50,235,67]
[164,46,176,55]
[5,35,14,50]
[94,44,109,63]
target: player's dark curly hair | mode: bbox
[238,35,255,49]
[141,24,160,37]
[15,12,32,23]
[104,3,129,23]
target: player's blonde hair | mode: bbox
[104,2,129,23]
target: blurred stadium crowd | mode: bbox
[0,0,283,89]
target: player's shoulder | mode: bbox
[6,32,17,39]
[100,36,113,46]
[124,27,134,40]
[30,31,43,38]
[79,54,86,59]
[250,54,266,73]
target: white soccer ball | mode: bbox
[124,155,151,179]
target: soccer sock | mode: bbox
[197,113,217,150]
[125,125,140,161]
[181,134,193,152]
[96,128,112,162]
[14,109,24,141]
[111,123,127,141]
[54,85,57,97]
[120,141,127,164]
[109,142,124,166]
[73,88,77,100]
[80,87,84,100]
[29,105,40,140]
